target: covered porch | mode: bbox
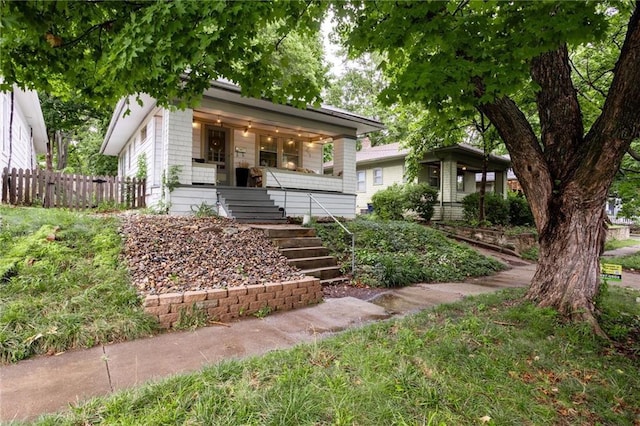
[417,144,511,221]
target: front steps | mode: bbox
[217,187,286,223]
[252,225,348,285]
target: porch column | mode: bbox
[495,170,507,198]
[162,108,193,184]
[332,136,357,194]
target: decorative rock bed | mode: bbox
[119,214,321,328]
[143,277,322,329]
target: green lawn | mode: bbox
[314,219,506,287]
[31,287,640,426]
[605,238,640,251]
[0,207,157,363]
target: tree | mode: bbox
[336,1,640,331]
[40,94,111,171]
[1,1,328,109]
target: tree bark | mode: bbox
[477,3,640,330]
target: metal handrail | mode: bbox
[308,193,355,276]
[264,167,287,217]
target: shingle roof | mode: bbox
[324,141,408,169]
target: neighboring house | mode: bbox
[325,142,511,220]
[101,81,384,220]
[324,139,410,213]
[0,86,48,173]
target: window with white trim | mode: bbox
[373,168,383,185]
[356,171,366,192]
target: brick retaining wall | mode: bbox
[143,276,323,328]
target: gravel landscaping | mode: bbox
[120,214,305,295]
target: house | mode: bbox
[0,86,48,173]
[100,81,384,221]
[325,141,511,220]
[324,139,410,213]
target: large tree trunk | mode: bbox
[528,192,607,333]
[476,3,640,330]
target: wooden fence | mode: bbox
[1,167,146,210]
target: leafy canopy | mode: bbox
[336,1,608,116]
[1,1,328,108]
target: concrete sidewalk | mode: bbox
[2,254,639,423]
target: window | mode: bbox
[456,170,465,191]
[258,135,301,169]
[259,135,278,167]
[357,171,365,192]
[373,168,383,185]
[204,125,227,169]
[282,138,299,170]
[428,166,440,188]
[140,124,147,143]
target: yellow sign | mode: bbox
[600,263,622,282]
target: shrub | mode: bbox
[371,184,405,220]
[507,191,534,226]
[462,192,510,226]
[403,183,439,221]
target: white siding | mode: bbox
[153,115,163,187]
[302,141,323,173]
[263,168,342,192]
[355,160,406,213]
[0,91,38,172]
[332,137,357,194]
[267,189,356,219]
[169,186,218,215]
[163,108,193,184]
[232,129,256,169]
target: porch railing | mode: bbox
[308,193,355,276]
[264,167,287,216]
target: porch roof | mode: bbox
[101,81,384,156]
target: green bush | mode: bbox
[507,191,534,226]
[314,219,505,288]
[371,184,405,220]
[403,183,439,221]
[462,192,510,226]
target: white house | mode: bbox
[325,141,511,220]
[101,81,384,220]
[0,86,48,173]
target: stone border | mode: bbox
[142,276,323,329]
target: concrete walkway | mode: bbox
[2,252,639,423]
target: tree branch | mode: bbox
[530,44,584,183]
[581,1,640,194]
[477,95,551,231]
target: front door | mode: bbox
[204,125,229,185]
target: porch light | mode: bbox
[216,115,221,124]
[248,121,252,128]
[462,166,467,170]
[288,140,294,145]
[192,121,200,128]
[275,127,279,133]
[267,136,272,141]
[243,127,249,136]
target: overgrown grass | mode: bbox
[605,238,640,251]
[604,253,640,271]
[0,207,157,363]
[30,287,640,425]
[314,219,505,287]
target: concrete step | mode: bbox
[301,266,342,280]
[289,256,338,270]
[320,276,350,286]
[260,227,317,238]
[232,212,285,220]
[229,205,283,214]
[279,246,330,259]
[271,237,324,248]
[217,188,271,201]
[235,217,287,224]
